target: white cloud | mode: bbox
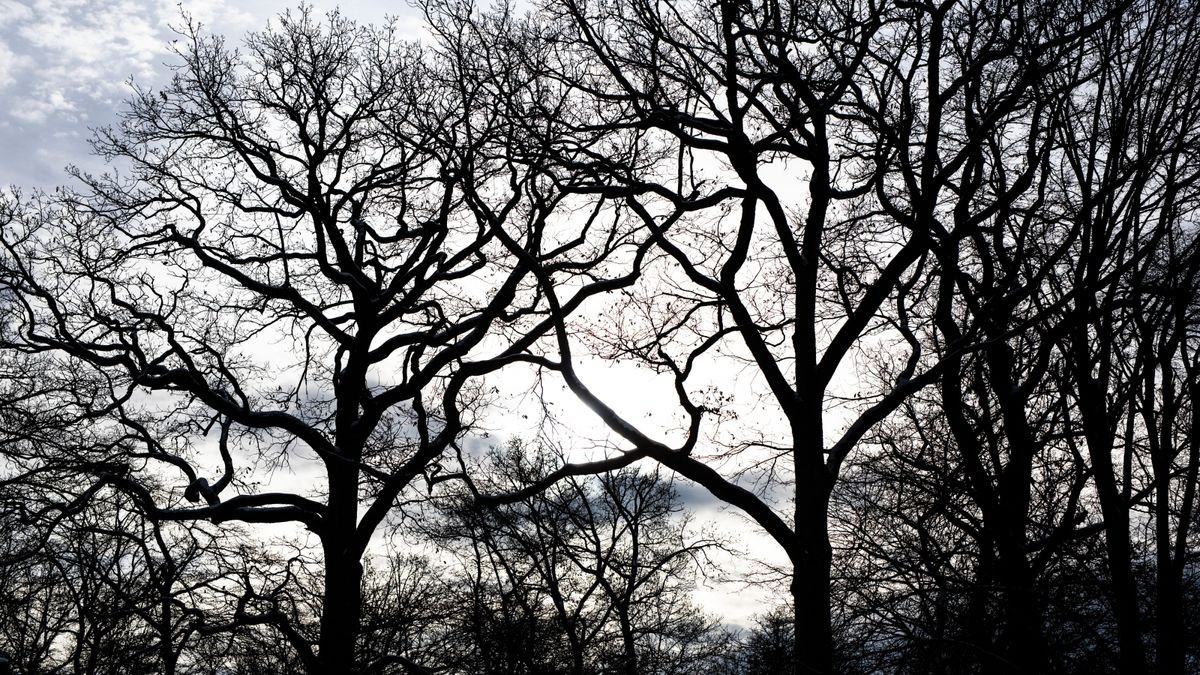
[11,86,77,123]
[17,0,173,88]
[178,0,258,32]
[0,40,22,89]
[0,1,139,177]
[0,0,33,27]
[0,0,423,187]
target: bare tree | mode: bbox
[439,440,725,675]
[1047,1,1200,671]
[356,554,461,674]
[2,1,1199,673]
[0,6,628,671]
[0,506,75,673]
[0,477,233,675]
[439,0,1141,672]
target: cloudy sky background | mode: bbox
[0,0,421,187]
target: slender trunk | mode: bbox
[1087,430,1145,675]
[1158,431,1199,675]
[1153,359,1192,675]
[992,534,1049,673]
[159,589,177,675]
[568,629,586,675]
[617,607,638,675]
[1102,508,1144,673]
[1075,355,1146,674]
[964,550,1001,675]
[1156,508,1185,675]
[937,247,1051,672]
[1160,387,1200,675]
[992,417,1049,674]
[547,578,585,675]
[989,348,1051,675]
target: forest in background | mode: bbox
[0,0,1198,672]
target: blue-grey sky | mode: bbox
[0,0,417,187]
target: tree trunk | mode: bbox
[318,461,364,674]
[990,445,1051,674]
[1158,400,1200,675]
[318,544,364,674]
[1089,438,1145,675]
[963,551,1001,675]
[1151,354,1198,675]
[1156,520,1185,675]
[568,631,586,675]
[791,458,834,675]
[159,590,177,675]
[992,413,1049,674]
[1076,366,1146,675]
[617,607,638,675]
[984,321,1052,674]
[790,546,833,675]
[993,535,1049,674]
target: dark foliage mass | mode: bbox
[0,0,1198,673]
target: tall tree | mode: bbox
[453,1,1134,671]
[1049,1,1200,671]
[0,7,623,671]
[2,1,1199,673]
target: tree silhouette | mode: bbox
[1,1,1199,673]
[0,6,626,671]
[448,0,1171,672]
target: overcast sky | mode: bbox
[0,0,419,187]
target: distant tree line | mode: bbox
[0,446,799,674]
[0,0,1198,673]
